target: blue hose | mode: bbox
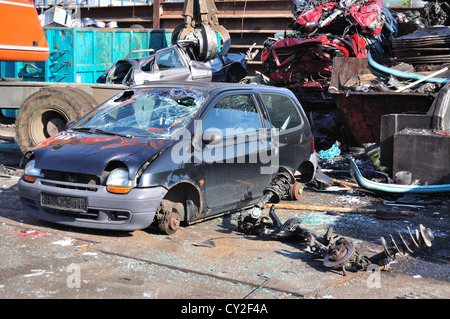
[367,52,449,84]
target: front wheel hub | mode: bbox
[158,209,181,235]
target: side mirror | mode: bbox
[202,128,223,145]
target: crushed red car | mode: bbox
[290,0,385,35]
[260,0,389,109]
[261,32,367,108]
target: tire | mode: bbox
[15,87,97,153]
[226,64,247,83]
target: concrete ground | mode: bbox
[0,124,449,305]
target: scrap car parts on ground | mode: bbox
[237,201,436,276]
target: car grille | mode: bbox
[40,180,98,192]
[22,198,130,222]
[41,169,100,186]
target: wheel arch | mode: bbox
[160,181,202,224]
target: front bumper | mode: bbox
[18,177,167,231]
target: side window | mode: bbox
[141,58,154,72]
[202,94,263,137]
[260,93,303,131]
[156,48,183,69]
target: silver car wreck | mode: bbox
[97,42,249,86]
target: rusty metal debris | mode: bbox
[422,0,450,27]
[319,224,435,274]
[241,168,296,229]
[392,27,450,64]
[237,203,434,276]
[266,203,415,218]
[157,208,181,235]
[376,224,435,266]
[237,205,370,275]
[320,229,370,275]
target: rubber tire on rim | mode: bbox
[15,87,97,153]
[226,64,246,83]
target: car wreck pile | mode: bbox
[259,0,450,110]
[260,0,387,108]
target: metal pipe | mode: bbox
[368,52,449,84]
[396,67,449,92]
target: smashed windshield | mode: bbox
[72,87,209,139]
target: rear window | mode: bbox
[260,93,303,131]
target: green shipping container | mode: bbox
[0,27,172,84]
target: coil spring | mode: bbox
[380,224,434,261]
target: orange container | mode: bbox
[0,0,49,62]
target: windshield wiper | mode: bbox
[70,127,133,138]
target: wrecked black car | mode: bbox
[97,42,249,86]
[18,81,317,234]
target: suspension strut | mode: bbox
[238,169,296,234]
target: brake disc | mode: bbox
[289,181,304,201]
[323,238,356,268]
[158,209,181,235]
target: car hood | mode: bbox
[31,131,172,178]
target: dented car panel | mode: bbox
[18,82,317,233]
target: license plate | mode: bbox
[41,193,87,213]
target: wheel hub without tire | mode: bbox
[289,181,304,201]
[158,209,181,235]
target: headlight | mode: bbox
[106,168,133,194]
[23,160,41,183]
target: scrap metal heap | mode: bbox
[260,0,390,107]
[238,166,435,275]
[422,0,450,26]
[259,0,450,108]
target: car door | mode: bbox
[259,92,312,172]
[155,47,192,81]
[197,92,273,211]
